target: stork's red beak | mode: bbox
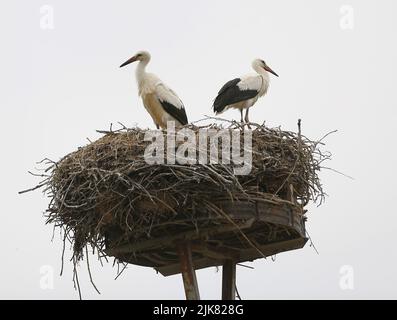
[264,65,279,77]
[120,55,137,68]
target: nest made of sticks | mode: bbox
[25,120,331,272]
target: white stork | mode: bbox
[213,59,278,124]
[120,50,188,129]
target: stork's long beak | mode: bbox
[264,65,279,77]
[119,55,137,68]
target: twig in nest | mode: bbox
[60,231,67,276]
[236,263,254,269]
[72,256,82,300]
[114,262,128,280]
[235,281,242,300]
[321,166,354,180]
[85,246,101,294]
[305,229,319,255]
[18,182,48,194]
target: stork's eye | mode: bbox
[261,60,265,64]
[137,54,142,57]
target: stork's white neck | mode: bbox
[254,67,270,86]
[135,60,149,86]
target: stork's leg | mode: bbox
[244,108,251,129]
[240,109,244,123]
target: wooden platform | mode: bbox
[105,200,307,277]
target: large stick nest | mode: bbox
[28,121,330,267]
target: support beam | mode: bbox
[222,260,236,300]
[177,242,200,300]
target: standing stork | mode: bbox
[213,59,278,125]
[120,50,188,129]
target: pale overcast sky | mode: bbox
[1,0,397,299]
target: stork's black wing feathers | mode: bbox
[217,78,241,96]
[213,78,259,113]
[159,100,188,125]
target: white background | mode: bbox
[1,0,396,299]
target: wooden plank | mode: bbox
[222,261,236,300]
[191,242,240,260]
[177,242,200,300]
[157,256,223,277]
[216,200,303,232]
[157,237,307,276]
[238,237,308,262]
[105,224,241,256]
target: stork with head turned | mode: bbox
[213,59,278,125]
[120,50,188,129]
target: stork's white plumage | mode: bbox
[120,51,188,129]
[213,59,278,124]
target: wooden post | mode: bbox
[177,242,200,300]
[222,260,236,300]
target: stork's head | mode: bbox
[120,50,151,68]
[252,59,278,77]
